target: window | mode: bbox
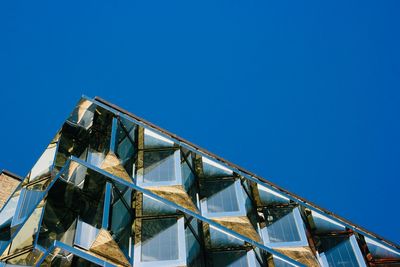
[257,184,290,206]
[211,251,249,267]
[143,150,176,183]
[142,218,178,261]
[311,210,346,234]
[74,219,99,250]
[144,128,174,149]
[29,143,57,182]
[207,180,239,213]
[201,180,246,217]
[319,235,367,267]
[273,256,296,267]
[12,189,44,227]
[202,157,233,177]
[262,207,308,247]
[110,186,132,258]
[142,195,176,216]
[87,148,105,167]
[0,194,20,230]
[209,225,244,248]
[364,236,400,260]
[137,149,182,187]
[135,217,186,266]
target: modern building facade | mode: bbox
[0,96,399,267]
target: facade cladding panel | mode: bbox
[0,172,21,210]
[0,96,399,267]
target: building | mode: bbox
[0,96,399,267]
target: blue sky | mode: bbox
[0,1,399,244]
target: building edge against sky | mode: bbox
[0,95,398,267]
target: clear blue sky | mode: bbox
[0,1,399,244]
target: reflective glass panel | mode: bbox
[211,251,248,267]
[265,208,301,243]
[141,218,179,261]
[204,180,239,213]
[143,150,176,183]
[321,237,359,267]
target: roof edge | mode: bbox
[1,169,23,181]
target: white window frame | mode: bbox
[200,179,247,218]
[261,207,309,248]
[134,217,186,267]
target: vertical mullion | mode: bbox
[110,116,118,153]
[102,182,113,229]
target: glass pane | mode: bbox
[274,257,296,267]
[115,117,136,167]
[265,208,301,243]
[74,219,99,249]
[257,184,290,205]
[365,236,400,260]
[37,180,80,248]
[204,180,239,213]
[46,248,101,267]
[321,237,359,267]
[87,148,105,167]
[67,99,95,129]
[312,210,346,233]
[185,220,202,267]
[143,150,176,183]
[202,157,233,177]
[211,251,248,267]
[13,189,44,226]
[144,129,174,149]
[4,248,43,266]
[209,225,244,248]
[141,218,179,261]
[181,153,195,191]
[0,194,20,230]
[110,186,132,257]
[8,206,43,255]
[29,142,57,182]
[142,195,177,216]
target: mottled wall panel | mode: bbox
[0,171,20,209]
